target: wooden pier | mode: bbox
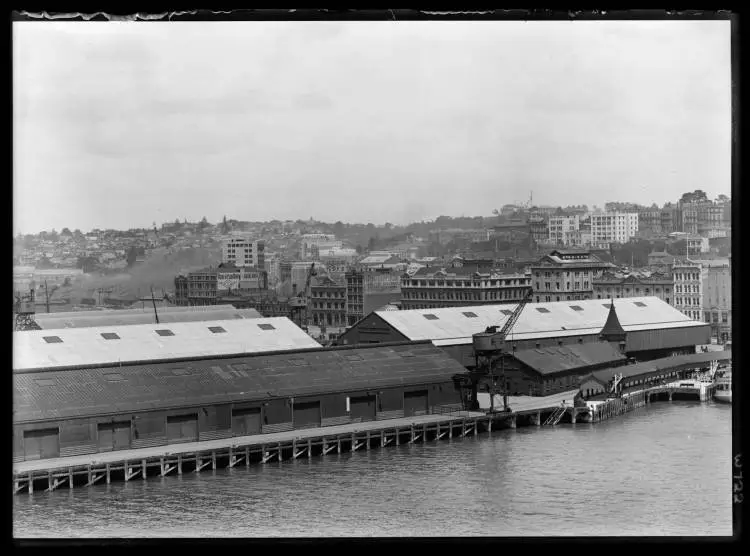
[14,411,492,494]
[12,380,714,495]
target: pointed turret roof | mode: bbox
[599,299,627,343]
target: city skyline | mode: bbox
[14,20,731,235]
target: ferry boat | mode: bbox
[713,371,732,404]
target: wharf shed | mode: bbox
[578,350,733,399]
[339,297,709,367]
[504,341,627,396]
[13,341,466,462]
[13,317,321,372]
[31,305,263,330]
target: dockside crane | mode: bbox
[465,289,533,412]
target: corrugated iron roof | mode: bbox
[13,342,466,422]
[13,317,321,371]
[32,305,263,330]
[589,350,732,384]
[513,342,626,375]
[375,297,705,345]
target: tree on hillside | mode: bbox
[716,194,730,203]
[61,227,72,236]
[199,216,209,230]
[680,190,709,204]
[333,221,345,237]
[221,215,230,234]
[355,244,363,255]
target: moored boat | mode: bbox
[713,371,732,404]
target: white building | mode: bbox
[672,260,703,322]
[548,215,580,246]
[221,236,265,268]
[590,212,639,248]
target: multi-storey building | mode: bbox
[529,249,613,303]
[345,269,365,325]
[679,205,699,235]
[593,272,673,305]
[301,234,342,260]
[264,254,281,288]
[672,260,703,322]
[221,237,265,268]
[548,215,580,246]
[660,205,679,235]
[309,275,347,330]
[528,216,549,245]
[217,264,268,294]
[696,258,731,343]
[174,268,218,306]
[400,267,531,310]
[637,210,662,236]
[567,228,592,248]
[589,212,639,248]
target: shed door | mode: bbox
[23,428,60,461]
[293,401,321,429]
[167,414,199,443]
[350,395,376,422]
[232,407,262,436]
[97,421,132,452]
[404,390,429,417]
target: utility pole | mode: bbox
[150,286,160,325]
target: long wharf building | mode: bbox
[13,320,468,463]
[400,267,532,310]
[31,305,263,330]
[339,297,709,366]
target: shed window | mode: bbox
[101,332,120,340]
[208,326,227,333]
[462,312,478,318]
[633,301,647,307]
[344,354,363,362]
[170,368,191,376]
[423,314,439,320]
[288,358,309,367]
[500,309,514,316]
[34,378,56,387]
[569,305,583,311]
[43,336,63,344]
[103,372,125,381]
[535,308,550,314]
[257,323,276,330]
[155,329,175,337]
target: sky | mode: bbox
[13,20,731,235]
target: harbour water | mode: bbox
[13,401,733,538]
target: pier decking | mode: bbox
[13,377,720,495]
